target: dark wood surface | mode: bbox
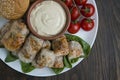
[0,0,120,80]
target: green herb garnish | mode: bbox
[52,68,64,74]
[5,52,18,62]
[20,61,35,73]
[63,56,72,68]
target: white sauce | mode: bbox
[30,0,66,36]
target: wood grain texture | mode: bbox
[0,0,120,80]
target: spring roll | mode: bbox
[52,35,69,56]
[68,41,84,60]
[1,20,29,52]
[32,49,55,68]
[18,34,44,63]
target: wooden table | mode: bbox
[0,0,120,80]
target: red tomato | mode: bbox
[81,18,94,31]
[64,0,73,9]
[75,0,87,6]
[80,4,95,17]
[71,7,80,21]
[68,22,81,34]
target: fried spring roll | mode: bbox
[52,35,69,56]
[18,34,44,63]
[32,49,55,68]
[1,20,29,51]
[68,41,83,60]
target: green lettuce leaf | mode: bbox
[5,52,18,62]
[63,56,72,68]
[52,68,64,74]
[21,61,35,73]
[70,56,85,63]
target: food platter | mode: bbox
[0,0,98,77]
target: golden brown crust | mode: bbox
[0,0,30,19]
[52,35,69,56]
[1,20,29,52]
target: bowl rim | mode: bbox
[27,0,71,40]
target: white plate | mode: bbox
[0,0,98,77]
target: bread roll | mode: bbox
[0,0,30,19]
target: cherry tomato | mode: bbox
[75,0,87,6]
[71,7,80,21]
[68,22,81,34]
[81,18,94,31]
[64,0,73,9]
[80,4,95,17]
